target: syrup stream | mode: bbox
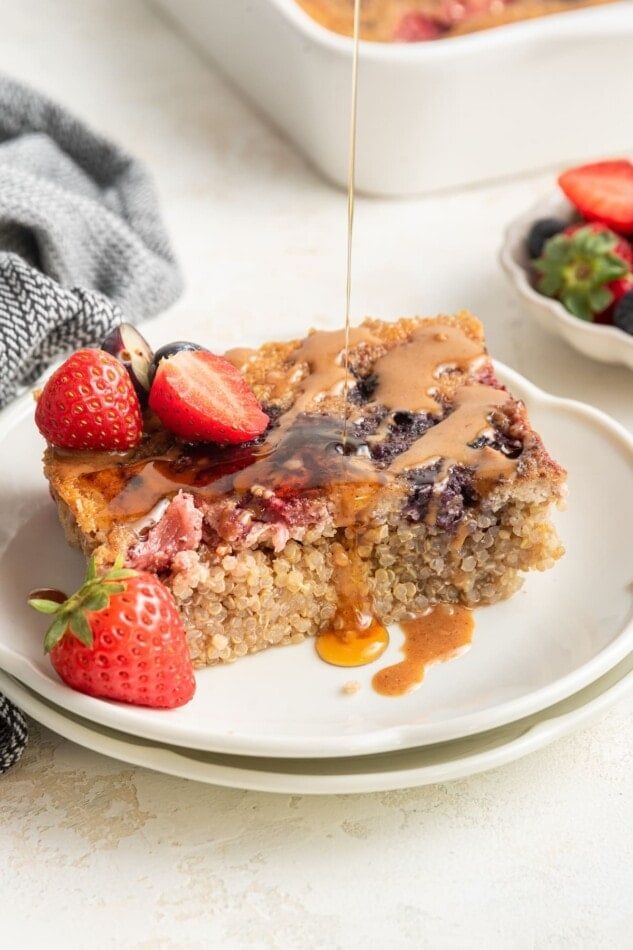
[315,0,391,669]
[321,1,479,684]
[341,0,361,446]
[320,0,389,668]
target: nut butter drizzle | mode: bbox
[372,605,474,697]
[90,327,518,539]
[390,384,517,481]
[371,324,486,413]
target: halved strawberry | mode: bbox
[558,161,633,236]
[149,349,269,444]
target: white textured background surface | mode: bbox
[0,1,632,947]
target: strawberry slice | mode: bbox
[149,349,269,444]
[558,161,633,236]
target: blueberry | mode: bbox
[613,291,633,336]
[436,465,475,531]
[149,341,206,384]
[526,218,567,259]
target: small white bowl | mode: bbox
[499,195,633,371]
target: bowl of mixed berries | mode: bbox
[500,159,633,370]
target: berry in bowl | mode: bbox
[499,159,633,369]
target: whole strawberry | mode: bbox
[35,349,143,450]
[28,558,195,709]
[533,223,633,322]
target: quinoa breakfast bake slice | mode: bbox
[42,313,566,669]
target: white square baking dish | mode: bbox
[153,0,633,195]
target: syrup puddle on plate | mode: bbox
[316,622,389,667]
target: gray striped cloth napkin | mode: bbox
[0,73,182,773]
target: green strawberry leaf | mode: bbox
[100,582,126,596]
[594,257,628,283]
[31,557,139,656]
[43,615,71,653]
[82,589,109,612]
[69,611,94,647]
[563,290,593,322]
[534,226,631,320]
[588,287,614,313]
[538,271,563,298]
[105,569,138,581]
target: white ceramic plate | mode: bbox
[499,194,633,371]
[2,651,632,794]
[1,364,633,758]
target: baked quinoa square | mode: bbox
[43,313,566,668]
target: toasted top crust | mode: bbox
[227,312,486,413]
[43,313,566,554]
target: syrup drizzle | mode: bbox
[314,0,391,666]
[341,0,362,447]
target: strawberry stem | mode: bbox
[533,226,629,321]
[28,556,138,653]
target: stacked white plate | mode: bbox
[2,363,632,794]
